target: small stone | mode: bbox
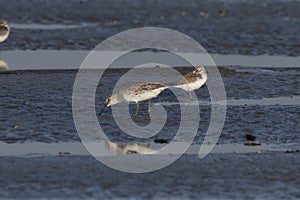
[126,150,138,154]
[246,134,256,141]
[286,149,299,154]
[154,139,168,144]
[58,152,71,155]
[199,11,208,18]
[219,10,226,17]
[220,133,232,139]
[256,150,262,154]
[12,125,21,129]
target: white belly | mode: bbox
[173,79,206,91]
[0,33,9,43]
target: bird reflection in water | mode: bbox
[105,142,158,155]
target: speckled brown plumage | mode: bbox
[175,70,203,85]
[0,20,9,43]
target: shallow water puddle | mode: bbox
[0,141,296,157]
[1,51,300,70]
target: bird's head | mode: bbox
[0,20,8,27]
[104,95,112,108]
[99,95,112,116]
[193,66,208,81]
[99,94,122,116]
[193,66,206,74]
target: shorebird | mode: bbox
[99,81,169,116]
[171,66,207,100]
[0,20,10,43]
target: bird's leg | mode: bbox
[135,102,139,116]
[98,106,107,116]
[189,92,193,102]
[148,100,151,116]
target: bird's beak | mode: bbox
[99,101,110,116]
[98,105,107,116]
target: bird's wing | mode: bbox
[133,82,167,95]
[0,26,9,36]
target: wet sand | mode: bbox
[0,153,299,199]
[1,0,300,199]
[0,67,299,146]
[1,67,299,198]
[1,0,300,56]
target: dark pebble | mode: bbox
[58,152,71,155]
[286,149,299,154]
[126,150,138,154]
[246,134,256,141]
[154,139,168,144]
